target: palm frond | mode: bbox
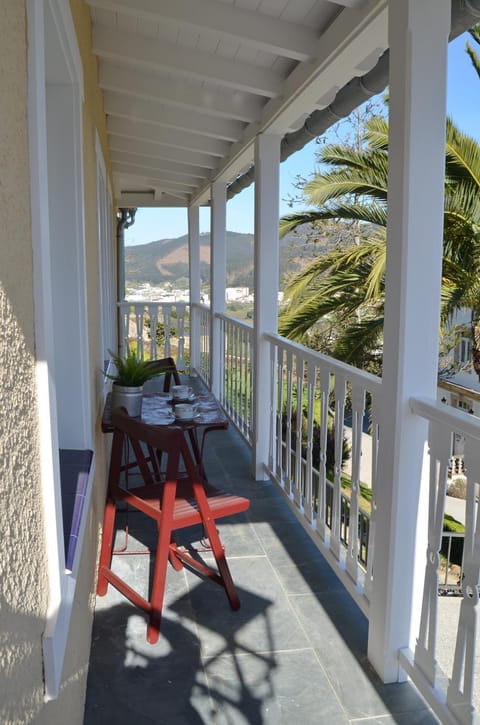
[333,315,384,367]
[466,42,480,80]
[445,118,480,187]
[466,26,480,80]
[364,116,389,150]
[278,211,328,238]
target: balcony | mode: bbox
[85,423,437,724]
[88,303,480,724]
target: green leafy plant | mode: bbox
[106,349,159,387]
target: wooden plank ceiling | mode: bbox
[86,0,388,207]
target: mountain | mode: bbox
[125,227,341,290]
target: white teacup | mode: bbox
[174,403,198,421]
[171,384,193,401]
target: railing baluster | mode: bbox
[176,303,186,370]
[316,367,330,542]
[365,395,379,602]
[330,375,346,561]
[234,322,239,426]
[294,356,304,509]
[221,317,227,411]
[269,339,277,473]
[231,319,235,415]
[414,421,452,685]
[447,434,480,724]
[346,383,366,583]
[304,362,315,523]
[285,350,294,497]
[202,305,211,384]
[118,302,129,358]
[134,304,144,359]
[276,346,284,484]
[147,304,157,360]
[163,306,172,357]
[240,330,246,439]
[249,333,254,440]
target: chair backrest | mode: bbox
[144,357,181,392]
[110,407,196,484]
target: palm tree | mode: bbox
[279,111,480,375]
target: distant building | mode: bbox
[438,307,480,417]
[226,287,250,301]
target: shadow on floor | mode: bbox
[85,582,276,725]
[85,426,439,725]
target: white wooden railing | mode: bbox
[399,397,480,725]
[264,333,382,614]
[190,302,211,385]
[118,301,188,370]
[217,313,254,444]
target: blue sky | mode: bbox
[125,31,478,247]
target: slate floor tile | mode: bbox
[197,649,350,725]
[175,556,310,657]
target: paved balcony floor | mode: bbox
[84,426,438,725]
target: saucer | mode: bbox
[172,393,196,403]
[174,412,196,422]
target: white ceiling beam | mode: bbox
[109,135,219,170]
[116,190,191,207]
[152,190,191,203]
[114,169,194,195]
[103,90,245,142]
[107,117,231,157]
[329,0,366,6]
[92,25,283,97]
[99,62,265,123]
[112,161,200,189]
[110,150,210,179]
[87,0,318,61]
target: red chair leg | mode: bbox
[201,517,240,610]
[146,522,174,643]
[97,498,117,596]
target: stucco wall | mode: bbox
[0,1,114,722]
[0,1,48,722]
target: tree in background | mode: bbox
[279,41,480,377]
[279,113,387,373]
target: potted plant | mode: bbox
[107,349,159,417]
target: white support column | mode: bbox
[188,205,201,373]
[368,0,450,682]
[210,180,227,398]
[252,133,281,480]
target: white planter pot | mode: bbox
[111,384,144,417]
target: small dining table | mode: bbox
[101,377,229,554]
[101,376,228,477]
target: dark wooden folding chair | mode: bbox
[144,356,181,392]
[97,408,250,643]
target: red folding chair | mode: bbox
[97,408,250,643]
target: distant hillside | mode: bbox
[125,226,343,290]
